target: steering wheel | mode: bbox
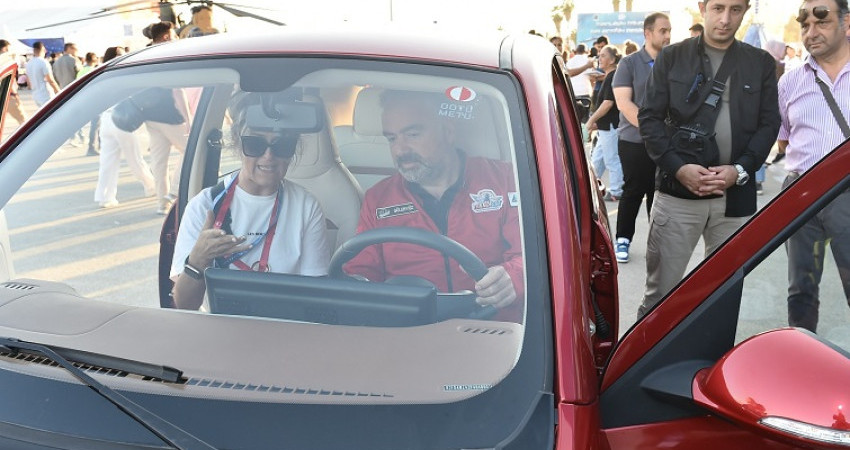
[328,227,497,320]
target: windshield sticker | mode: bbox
[439,102,475,120]
[470,189,504,213]
[444,384,492,391]
[445,86,477,102]
[508,192,519,207]
[376,202,419,220]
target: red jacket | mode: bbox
[344,157,524,321]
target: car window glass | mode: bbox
[0,69,12,139]
[737,190,850,352]
[0,58,536,406]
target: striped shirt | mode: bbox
[778,55,850,174]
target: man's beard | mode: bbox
[395,153,436,184]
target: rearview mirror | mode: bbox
[243,101,324,134]
[693,328,850,447]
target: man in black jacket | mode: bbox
[636,0,780,318]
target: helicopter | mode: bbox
[26,0,285,32]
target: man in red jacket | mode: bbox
[344,90,523,320]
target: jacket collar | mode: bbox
[696,33,741,57]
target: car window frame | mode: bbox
[599,137,850,428]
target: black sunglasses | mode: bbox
[797,5,830,22]
[240,135,297,159]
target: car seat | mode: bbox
[285,94,363,250]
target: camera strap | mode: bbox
[686,42,739,136]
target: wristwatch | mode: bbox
[183,256,204,280]
[734,164,749,186]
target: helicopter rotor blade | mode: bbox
[26,5,161,32]
[91,0,157,15]
[212,2,277,11]
[27,0,285,32]
[212,3,286,26]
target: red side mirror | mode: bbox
[693,328,850,447]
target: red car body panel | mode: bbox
[118,29,500,69]
[518,54,600,406]
[603,416,797,449]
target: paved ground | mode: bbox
[2,88,169,307]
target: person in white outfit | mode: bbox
[145,21,190,215]
[170,92,330,310]
[145,92,190,214]
[93,109,156,208]
[93,46,156,208]
[24,42,59,108]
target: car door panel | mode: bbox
[600,133,850,445]
[604,416,797,449]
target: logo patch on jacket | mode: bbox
[469,189,503,213]
[376,202,418,219]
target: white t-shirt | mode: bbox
[566,54,593,97]
[170,177,330,281]
[25,57,54,106]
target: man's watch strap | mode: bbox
[734,164,749,186]
[183,256,204,280]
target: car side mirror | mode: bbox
[693,328,850,447]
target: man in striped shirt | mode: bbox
[778,0,850,332]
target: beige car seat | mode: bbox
[285,95,363,250]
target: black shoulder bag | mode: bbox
[660,46,738,199]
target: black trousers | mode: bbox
[783,175,850,333]
[616,139,657,241]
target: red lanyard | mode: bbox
[213,174,282,272]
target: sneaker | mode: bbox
[756,182,763,195]
[156,198,173,215]
[603,192,619,202]
[615,238,630,263]
[98,200,120,209]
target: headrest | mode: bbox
[352,87,385,136]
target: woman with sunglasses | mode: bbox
[170,93,331,310]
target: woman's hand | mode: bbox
[187,211,251,268]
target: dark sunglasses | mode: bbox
[797,5,830,22]
[240,135,297,159]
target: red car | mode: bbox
[0,29,847,449]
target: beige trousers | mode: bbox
[638,192,748,317]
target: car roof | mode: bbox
[116,27,524,69]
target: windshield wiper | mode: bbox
[0,337,216,450]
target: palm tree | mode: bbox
[625,0,633,11]
[559,0,574,23]
[551,9,563,37]
[612,0,620,12]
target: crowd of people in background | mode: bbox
[1,0,848,326]
[546,0,849,324]
[0,6,220,215]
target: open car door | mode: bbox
[599,137,850,449]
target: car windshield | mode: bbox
[0,55,550,447]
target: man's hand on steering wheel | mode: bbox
[474,265,516,309]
